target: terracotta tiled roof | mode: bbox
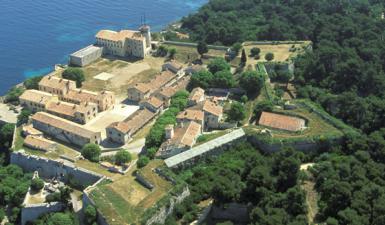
[32,112,100,139]
[19,90,56,105]
[258,112,305,132]
[46,101,95,117]
[164,121,201,148]
[22,124,43,136]
[64,89,98,102]
[203,100,223,117]
[144,96,163,108]
[150,71,176,90]
[39,76,76,90]
[130,83,151,94]
[177,109,204,122]
[96,30,144,42]
[109,108,156,134]
[189,87,205,103]
[24,135,56,151]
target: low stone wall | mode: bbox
[243,41,308,46]
[162,41,228,50]
[11,151,103,187]
[21,202,65,225]
[145,186,191,225]
[247,135,343,153]
[82,178,110,225]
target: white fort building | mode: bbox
[96,25,152,58]
[69,25,152,66]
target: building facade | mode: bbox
[31,112,101,147]
[95,25,151,58]
[19,90,59,113]
[38,76,76,96]
[69,45,103,67]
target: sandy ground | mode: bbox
[0,103,20,124]
[84,103,139,138]
[94,72,115,81]
[108,62,150,88]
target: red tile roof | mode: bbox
[258,112,305,132]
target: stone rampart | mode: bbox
[11,151,103,187]
[21,202,65,225]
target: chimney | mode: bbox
[165,124,174,139]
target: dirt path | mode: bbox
[300,163,319,224]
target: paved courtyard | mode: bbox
[84,103,139,138]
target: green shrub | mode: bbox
[81,144,101,162]
[5,87,24,104]
[265,52,274,61]
[137,156,150,168]
[115,150,132,165]
[84,205,97,225]
[31,178,44,191]
[62,68,85,88]
[24,75,44,90]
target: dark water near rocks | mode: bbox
[0,0,206,94]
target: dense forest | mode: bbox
[182,0,385,133]
[178,0,385,224]
[167,143,308,225]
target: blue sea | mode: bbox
[0,0,207,95]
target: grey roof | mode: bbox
[70,45,102,58]
[165,128,245,168]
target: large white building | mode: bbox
[95,25,152,58]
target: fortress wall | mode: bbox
[11,151,103,187]
[145,186,190,225]
[21,202,65,225]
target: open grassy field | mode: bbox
[243,41,311,63]
[89,160,172,224]
[163,44,226,64]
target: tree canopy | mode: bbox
[81,144,101,162]
[62,68,85,88]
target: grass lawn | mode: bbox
[75,160,116,178]
[89,159,172,224]
[163,44,226,64]
[195,130,231,146]
[243,41,311,63]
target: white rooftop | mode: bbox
[165,128,245,168]
[70,45,102,58]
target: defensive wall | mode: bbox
[11,150,103,187]
[21,202,65,225]
[142,186,191,225]
[162,41,228,50]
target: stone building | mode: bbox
[202,100,223,130]
[95,25,151,58]
[61,89,115,112]
[38,76,76,96]
[157,121,202,159]
[23,135,57,152]
[127,70,177,102]
[127,83,151,102]
[258,111,306,132]
[69,45,103,67]
[176,109,205,130]
[140,96,164,113]
[19,90,58,112]
[31,112,101,147]
[106,108,156,144]
[188,87,205,106]
[45,101,98,124]
[162,61,184,76]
